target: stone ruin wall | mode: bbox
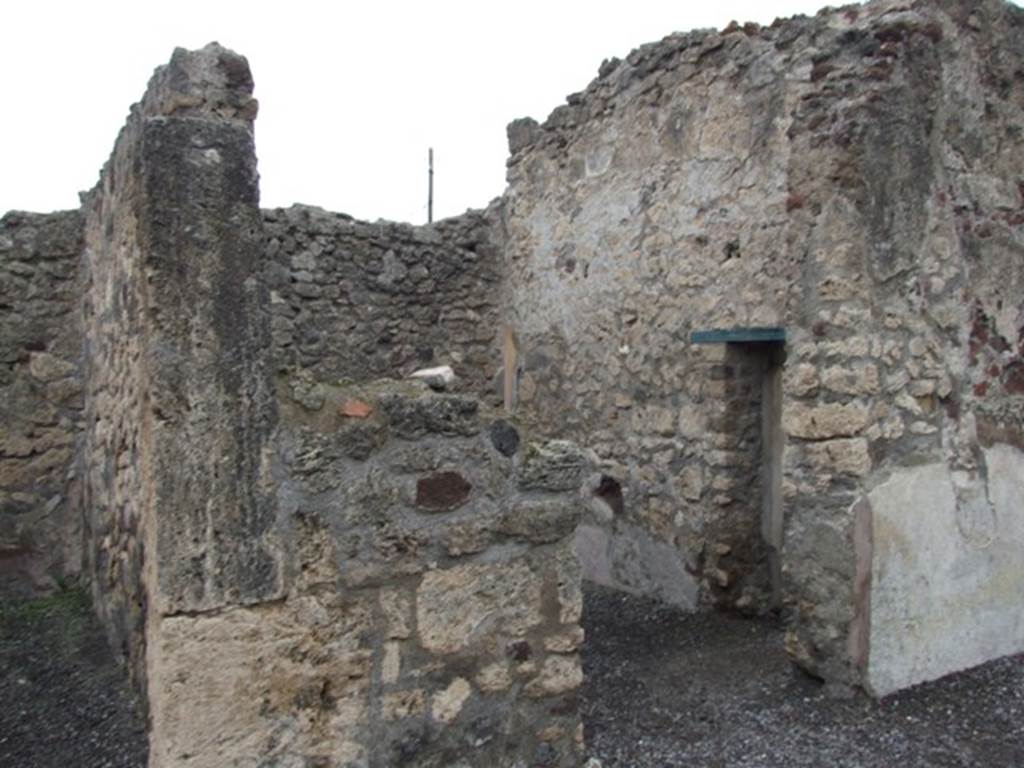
[0,210,85,595]
[264,204,505,396]
[501,0,1024,691]
[0,8,1021,765]
[156,378,588,767]
[3,43,589,768]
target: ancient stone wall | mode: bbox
[70,42,589,767]
[81,42,280,693]
[264,204,504,395]
[151,378,588,767]
[0,210,84,595]
[501,0,1024,689]
[3,5,1020,746]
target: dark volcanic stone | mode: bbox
[379,393,480,438]
[415,471,472,511]
[489,420,520,457]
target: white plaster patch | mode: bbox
[866,446,1024,696]
[573,524,612,586]
[575,521,698,610]
[585,144,615,177]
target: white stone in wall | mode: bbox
[410,365,455,390]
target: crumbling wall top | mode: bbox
[138,41,258,124]
[506,0,1023,161]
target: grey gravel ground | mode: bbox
[580,583,1024,768]
[2,584,1021,767]
[0,588,147,768]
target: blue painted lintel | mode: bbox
[690,327,786,345]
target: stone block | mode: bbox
[525,655,583,697]
[803,438,872,477]
[379,392,480,438]
[782,364,815,397]
[149,598,373,766]
[432,677,472,724]
[500,500,582,544]
[28,352,76,383]
[679,465,704,501]
[416,562,543,654]
[783,402,870,440]
[415,470,473,511]
[475,662,512,692]
[821,364,880,396]
[488,419,520,457]
[517,440,589,491]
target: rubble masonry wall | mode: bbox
[76,43,589,768]
[0,210,85,595]
[500,0,1024,690]
[3,0,1021,729]
[152,377,588,767]
[263,203,504,396]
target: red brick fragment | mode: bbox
[339,399,373,418]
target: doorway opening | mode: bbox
[690,327,786,613]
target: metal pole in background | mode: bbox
[428,147,434,224]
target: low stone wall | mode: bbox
[0,210,84,596]
[149,378,588,768]
[264,204,504,396]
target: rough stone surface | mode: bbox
[244,380,588,767]
[3,12,1023,768]
[415,470,474,511]
[262,203,504,395]
[416,561,543,654]
[0,210,84,596]
[501,0,1024,687]
[79,43,280,700]
[150,597,374,767]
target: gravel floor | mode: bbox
[580,583,1024,768]
[0,588,147,768]
[2,584,1022,767]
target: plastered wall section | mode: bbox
[501,0,1024,688]
[0,210,84,596]
[264,203,504,396]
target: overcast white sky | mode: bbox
[0,0,902,222]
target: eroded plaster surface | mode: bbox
[867,445,1024,696]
